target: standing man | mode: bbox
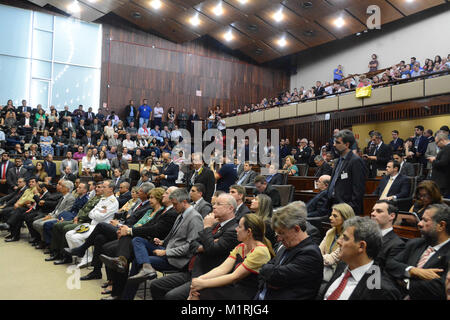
[157,152,179,187]
[389,130,404,153]
[153,101,164,129]
[363,131,391,178]
[125,99,136,127]
[429,131,450,198]
[413,125,429,167]
[137,99,152,128]
[327,129,367,215]
[185,153,215,203]
[0,153,13,194]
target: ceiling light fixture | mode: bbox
[67,1,81,13]
[150,0,162,10]
[278,37,287,47]
[334,17,345,28]
[273,9,284,22]
[238,0,248,4]
[190,14,200,26]
[224,30,233,41]
[213,3,224,16]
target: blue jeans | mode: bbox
[43,220,58,245]
[55,144,68,157]
[126,116,135,126]
[131,237,176,270]
[139,117,149,128]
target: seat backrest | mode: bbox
[245,185,256,197]
[271,184,294,207]
[412,163,422,177]
[129,169,141,186]
[297,163,308,176]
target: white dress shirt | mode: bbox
[88,194,119,226]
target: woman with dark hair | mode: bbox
[409,180,443,219]
[95,150,111,178]
[435,55,442,65]
[33,161,48,181]
[250,194,276,246]
[188,214,274,300]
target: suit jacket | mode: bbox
[7,166,28,188]
[369,143,392,177]
[328,151,367,215]
[112,176,127,193]
[236,170,257,186]
[424,142,437,170]
[123,201,152,226]
[297,146,312,164]
[373,174,411,199]
[162,206,204,269]
[320,262,402,300]
[62,121,76,134]
[306,222,322,246]
[50,193,76,218]
[255,185,281,208]
[185,166,215,203]
[60,173,76,183]
[191,219,239,277]
[43,161,56,180]
[257,237,323,300]
[2,186,27,207]
[389,138,404,152]
[376,230,405,270]
[413,135,429,165]
[117,191,132,209]
[235,203,251,222]
[307,190,330,218]
[315,162,332,177]
[159,161,179,187]
[431,143,450,196]
[266,173,284,186]
[0,160,13,181]
[192,198,213,218]
[34,191,63,214]
[386,238,450,300]
[81,135,97,147]
[131,206,178,241]
[399,161,415,177]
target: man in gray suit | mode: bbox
[126,188,203,285]
[189,183,213,218]
[236,161,257,186]
[60,151,78,177]
[393,152,415,177]
[32,179,75,248]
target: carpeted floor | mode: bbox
[0,230,108,300]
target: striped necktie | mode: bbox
[417,247,435,268]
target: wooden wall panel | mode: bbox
[100,15,290,119]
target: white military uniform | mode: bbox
[65,194,119,264]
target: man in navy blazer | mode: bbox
[373,160,411,201]
[327,130,367,215]
[386,204,450,300]
[413,125,429,166]
[43,154,57,182]
[307,175,331,218]
[389,130,404,152]
[157,152,179,187]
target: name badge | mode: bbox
[341,172,348,180]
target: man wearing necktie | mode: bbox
[321,216,401,300]
[386,204,450,300]
[0,153,11,194]
[372,160,411,201]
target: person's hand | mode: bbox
[409,267,444,280]
[110,219,119,227]
[203,213,217,228]
[191,278,206,292]
[58,217,64,223]
[73,217,79,224]
[39,200,45,206]
[154,238,163,246]
[42,215,52,221]
[428,156,436,163]
[153,249,166,256]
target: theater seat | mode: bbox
[296,163,309,176]
[307,215,330,239]
[393,176,417,211]
[271,185,294,207]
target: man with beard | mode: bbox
[386,204,450,300]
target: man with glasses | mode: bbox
[429,131,450,198]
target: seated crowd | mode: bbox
[0,98,449,301]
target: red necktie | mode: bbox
[327,271,352,300]
[1,163,6,179]
[188,224,221,271]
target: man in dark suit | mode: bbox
[327,130,367,215]
[386,204,450,300]
[157,152,179,187]
[150,193,239,300]
[413,125,429,167]
[363,131,392,178]
[320,216,402,300]
[235,161,257,186]
[264,164,284,186]
[429,132,450,198]
[0,153,14,194]
[125,100,137,126]
[254,175,281,208]
[314,155,332,177]
[7,157,29,192]
[314,81,325,97]
[297,138,312,164]
[43,154,56,183]
[187,109,200,134]
[370,200,405,269]
[116,182,132,209]
[0,177,27,225]
[111,168,127,194]
[80,130,97,151]
[185,153,215,203]
[229,184,251,222]
[256,201,323,300]
[84,107,96,125]
[389,130,404,153]
[373,160,411,201]
[307,175,331,218]
[393,152,415,177]
[189,183,212,218]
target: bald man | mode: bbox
[307,175,331,218]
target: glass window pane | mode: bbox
[31,79,49,109]
[0,55,31,106]
[52,63,100,112]
[53,17,102,67]
[0,4,32,57]
[34,11,53,31]
[32,29,53,61]
[32,60,51,79]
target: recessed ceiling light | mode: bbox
[334,17,345,28]
[224,30,233,41]
[238,0,248,4]
[150,0,162,10]
[405,0,414,3]
[67,1,81,13]
[213,3,224,16]
[273,9,284,22]
[190,14,200,26]
[278,37,287,47]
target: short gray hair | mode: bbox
[272,201,307,232]
[435,131,449,142]
[169,188,190,203]
[60,179,74,193]
[218,193,237,212]
[343,216,382,260]
[140,182,155,194]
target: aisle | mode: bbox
[0,231,105,300]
